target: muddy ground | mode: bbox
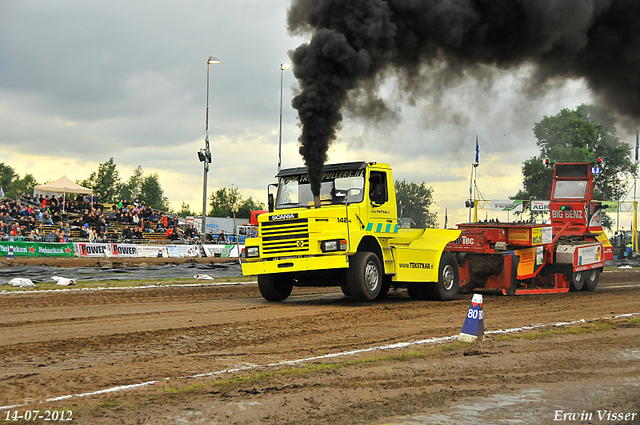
[0,267,639,424]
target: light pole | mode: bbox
[278,62,291,172]
[199,56,221,238]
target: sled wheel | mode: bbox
[258,274,294,301]
[569,269,584,292]
[346,251,382,301]
[425,253,460,301]
[582,268,601,292]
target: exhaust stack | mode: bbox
[314,195,321,208]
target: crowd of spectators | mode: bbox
[0,194,200,244]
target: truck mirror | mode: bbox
[268,193,274,212]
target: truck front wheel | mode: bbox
[346,252,382,301]
[258,274,294,301]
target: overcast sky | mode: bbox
[2,0,622,227]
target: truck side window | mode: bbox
[369,171,388,205]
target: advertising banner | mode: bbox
[530,200,550,212]
[490,200,523,212]
[73,243,138,257]
[38,243,74,257]
[74,243,110,257]
[1,241,74,258]
[108,243,138,258]
[137,245,169,258]
[166,245,201,258]
[202,244,242,258]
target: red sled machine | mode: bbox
[446,161,613,295]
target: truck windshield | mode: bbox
[276,173,365,209]
[553,180,588,199]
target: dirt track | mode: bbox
[1,269,639,424]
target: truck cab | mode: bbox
[548,161,613,260]
[242,161,461,302]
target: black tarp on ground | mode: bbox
[0,262,243,283]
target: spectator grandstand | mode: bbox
[0,194,196,244]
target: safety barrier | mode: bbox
[0,241,245,258]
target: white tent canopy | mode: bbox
[33,176,92,210]
[34,175,92,196]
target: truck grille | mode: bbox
[261,218,310,255]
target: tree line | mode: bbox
[0,158,170,212]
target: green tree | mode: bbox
[395,179,438,228]
[177,202,197,218]
[81,158,122,204]
[238,197,266,218]
[119,165,144,203]
[0,163,17,190]
[209,186,243,217]
[0,163,39,198]
[9,173,38,198]
[515,104,636,202]
[139,173,169,210]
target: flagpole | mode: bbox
[635,130,638,253]
[468,164,473,223]
[468,135,479,223]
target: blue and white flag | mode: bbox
[0,187,4,198]
[475,135,479,165]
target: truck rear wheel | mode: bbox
[258,274,294,301]
[346,252,382,301]
[582,268,601,291]
[569,270,584,291]
[425,253,460,301]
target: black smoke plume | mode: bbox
[288,0,640,196]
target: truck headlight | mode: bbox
[246,246,260,258]
[321,239,348,252]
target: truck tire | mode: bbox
[376,276,392,300]
[425,253,460,301]
[258,274,294,301]
[346,251,382,301]
[582,268,601,292]
[569,270,584,292]
[341,284,351,297]
[406,282,429,300]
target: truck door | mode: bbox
[367,171,397,235]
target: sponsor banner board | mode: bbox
[530,200,549,212]
[490,199,523,212]
[73,243,138,257]
[74,243,110,257]
[167,245,201,258]
[38,242,74,257]
[531,226,553,245]
[109,243,138,257]
[576,244,602,266]
[515,247,537,278]
[202,244,242,258]
[596,200,618,212]
[137,245,169,258]
[1,241,74,257]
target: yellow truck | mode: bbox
[242,161,462,301]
